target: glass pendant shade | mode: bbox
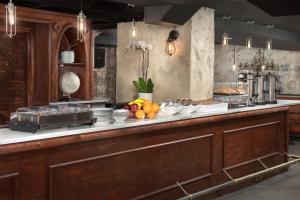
[266,39,272,51]
[130,19,137,45]
[166,40,176,56]
[77,10,87,42]
[232,64,237,71]
[246,36,252,50]
[222,32,229,46]
[5,0,16,38]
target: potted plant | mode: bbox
[133,78,154,101]
[60,35,79,64]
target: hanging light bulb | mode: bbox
[246,36,252,49]
[166,30,179,56]
[232,44,237,71]
[266,25,274,51]
[222,32,229,46]
[246,20,254,51]
[166,40,176,56]
[77,0,87,42]
[130,19,137,45]
[222,16,231,48]
[5,0,16,38]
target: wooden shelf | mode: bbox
[59,63,84,67]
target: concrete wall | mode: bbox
[94,47,116,102]
[190,8,215,100]
[116,7,215,103]
[214,44,300,94]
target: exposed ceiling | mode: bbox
[0,0,144,29]
[1,0,300,50]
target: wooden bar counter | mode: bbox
[0,101,299,200]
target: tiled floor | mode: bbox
[216,141,300,200]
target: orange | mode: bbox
[146,111,156,119]
[143,103,152,114]
[143,100,151,106]
[151,103,160,113]
[135,110,145,119]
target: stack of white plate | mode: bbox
[91,108,114,124]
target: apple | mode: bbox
[130,103,139,112]
[123,104,130,110]
[128,111,135,119]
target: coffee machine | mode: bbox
[254,72,267,105]
[238,71,255,107]
[265,72,279,104]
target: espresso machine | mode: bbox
[238,71,255,107]
[265,72,279,104]
[253,72,267,105]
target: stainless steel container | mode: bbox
[254,73,266,105]
[238,72,255,107]
[265,73,278,104]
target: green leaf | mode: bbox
[138,78,147,92]
[146,78,154,93]
[133,80,143,92]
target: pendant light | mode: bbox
[130,18,137,45]
[222,16,231,48]
[246,20,254,51]
[266,24,274,51]
[5,0,16,38]
[232,44,237,71]
[128,4,137,46]
[77,0,87,42]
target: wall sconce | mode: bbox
[5,0,16,38]
[166,30,179,56]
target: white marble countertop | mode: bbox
[0,100,299,146]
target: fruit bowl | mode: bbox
[113,109,129,122]
[180,105,201,115]
[159,103,182,116]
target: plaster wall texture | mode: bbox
[214,44,300,94]
[94,47,116,102]
[190,8,215,100]
[116,8,215,103]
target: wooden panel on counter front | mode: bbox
[278,96,300,135]
[0,107,290,199]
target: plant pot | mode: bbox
[61,50,75,64]
[138,93,153,101]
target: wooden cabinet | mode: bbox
[0,5,93,124]
[0,107,289,200]
[278,96,300,135]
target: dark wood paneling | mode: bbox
[223,121,281,168]
[0,108,289,200]
[278,97,300,135]
[0,29,32,124]
[0,5,94,124]
[49,134,213,200]
[0,173,19,200]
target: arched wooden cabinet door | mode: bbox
[54,25,93,101]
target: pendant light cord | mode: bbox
[80,0,83,11]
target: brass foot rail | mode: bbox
[177,152,300,200]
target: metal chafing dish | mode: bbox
[9,104,95,133]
